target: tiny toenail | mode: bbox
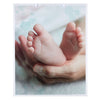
[78,37,83,42]
[35,24,43,30]
[77,34,82,37]
[28,41,32,46]
[28,31,33,36]
[27,36,33,41]
[79,43,83,47]
[28,47,34,53]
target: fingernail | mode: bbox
[27,41,32,46]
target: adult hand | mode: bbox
[33,55,85,84]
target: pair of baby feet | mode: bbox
[27,22,83,66]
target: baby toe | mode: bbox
[28,30,37,41]
[27,41,33,47]
[28,47,34,53]
[66,22,76,32]
[78,42,83,48]
[27,36,33,41]
[33,24,48,37]
[28,31,34,36]
[78,36,84,42]
[76,27,82,35]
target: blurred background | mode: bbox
[15,4,86,95]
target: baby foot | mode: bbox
[27,24,66,66]
[60,22,84,60]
